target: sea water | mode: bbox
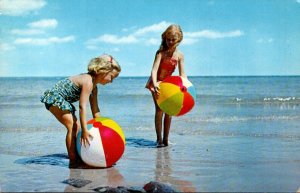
[0,76,300,192]
[1,76,299,131]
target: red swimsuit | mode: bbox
[145,56,178,91]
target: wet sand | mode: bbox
[0,128,300,192]
[0,129,197,192]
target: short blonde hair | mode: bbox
[87,54,121,75]
[159,24,183,51]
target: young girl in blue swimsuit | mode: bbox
[41,54,121,168]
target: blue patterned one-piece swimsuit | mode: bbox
[40,78,81,114]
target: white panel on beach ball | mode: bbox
[76,117,125,168]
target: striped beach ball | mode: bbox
[76,117,125,167]
[157,76,196,116]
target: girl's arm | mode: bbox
[89,86,101,118]
[151,52,162,92]
[178,52,187,79]
[79,77,94,146]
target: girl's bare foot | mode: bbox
[163,139,168,146]
[156,141,165,148]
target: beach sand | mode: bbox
[0,128,198,192]
[1,127,300,192]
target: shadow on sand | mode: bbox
[126,137,157,148]
[14,153,69,167]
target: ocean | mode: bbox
[0,76,300,192]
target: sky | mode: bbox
[0,0,300,77]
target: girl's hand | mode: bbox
[80,130,94,147]
[154,85,160,94]
[153,82,161,99]
[154,81,161,94]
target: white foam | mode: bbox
[264,97,297,102]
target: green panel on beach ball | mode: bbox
[159,92,183,116]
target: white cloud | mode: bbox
[134,21,172,36]
[88,34,138,45]
[10,19,57,36]
[0,42,15,51]
[14,36,75,46]
[86,21,171,48]
[122,26,137,32]
[112,48,120,52]
[86,21,172,48]
[182,38,199,45]
[208,1,215,5]
[145,38,160,46]
[86,45,99,50]
[185,30,244,39]
[257,39,263,43]
[28,19,58,29]
[0,0,46,16]
[9,18,71,48]
[11,29,45,35]
[85,21,244,49]
[257,38,274,43]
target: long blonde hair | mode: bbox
[159,24,183,52]
[87,54,121,75]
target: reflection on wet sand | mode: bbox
[64,167,125,192]
[155,147,196,192]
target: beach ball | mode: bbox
[157,76,196,116]
[76,117,125,167]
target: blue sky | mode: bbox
[0,0,300,77]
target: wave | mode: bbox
[2,126,300,141]
[179,115,300,123]
[262,97,299,102]
[231,96,300,103]
[199,95,300,104]
[175,130,300,140]
[101,93,300,104]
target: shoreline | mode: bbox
[1,129,300,192]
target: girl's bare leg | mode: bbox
[49,106,80,166]
[163,114,172,146]
[155,110,163,145]
[151,92,164,147]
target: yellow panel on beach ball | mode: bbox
[94,117,125,143]
[156,76,196,116]
[156,82,181,105]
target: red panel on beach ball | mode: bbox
[77,117,125,168]
[163,76,183,87]
[157,76,196,116]
[177,92,195,116]
[100,126,125,167]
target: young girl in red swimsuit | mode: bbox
[145,24,187,147]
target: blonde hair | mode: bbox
[87,54,121,75]
[159,24,183,52]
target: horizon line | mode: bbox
[0,75,300,78]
